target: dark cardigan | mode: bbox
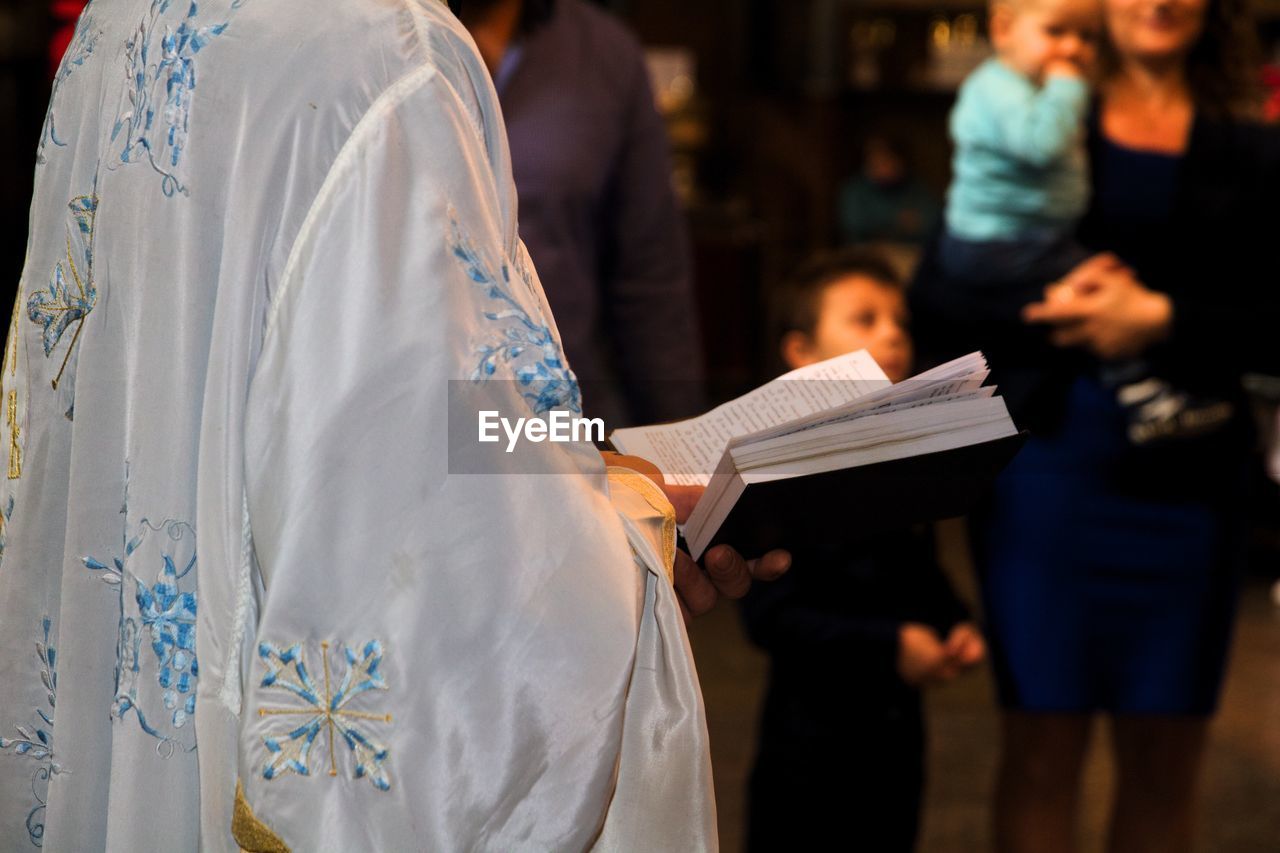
[911,113,1280,499]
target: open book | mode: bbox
[610,351,1024,559]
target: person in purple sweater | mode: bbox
[459,0,706,428]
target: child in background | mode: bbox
[742,249,985,853]
[839,133,941,248]
[942,0,1231,443]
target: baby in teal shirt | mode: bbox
[940,0,1102,281]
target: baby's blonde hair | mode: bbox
[990,0,1098,17]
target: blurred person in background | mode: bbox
[839,133,941,248]
[943,0,1232,447]
[460,0,706,428]
[742,249,985,853]
[912,0,1280,849]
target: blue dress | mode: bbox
[976,138,1242,715]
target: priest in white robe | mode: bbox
[0,0,780,848]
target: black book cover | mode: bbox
[701,431,1028,555]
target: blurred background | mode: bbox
[7,0,1280,397]
[3,1,1279,850]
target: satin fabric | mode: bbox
[0,0,715,849]
[597,469,716,852]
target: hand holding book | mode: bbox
[612,351,1025,559]
[600,450,791,620]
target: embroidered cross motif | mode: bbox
[257,641,393,791]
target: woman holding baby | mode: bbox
[912,0,1280,849]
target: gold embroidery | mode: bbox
[607,467,677,580]
[4,289,18,378]
[6,390,20,480]
[232,779,291,853]
[4,289,21,480]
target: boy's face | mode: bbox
[993,0,1103,82]
[783,275,913,383]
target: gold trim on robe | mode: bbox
[232,780,291,853]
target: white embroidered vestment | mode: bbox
[0,1,715,849]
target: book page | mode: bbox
[731,395,1012,470]
[738,401,1018,480]
[731,354,990,445]
[610,349,890,486]
[727,388,999,468]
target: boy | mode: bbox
[743,249,985,852]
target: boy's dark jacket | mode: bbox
[741,525,969,720]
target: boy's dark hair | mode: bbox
[773,248,903,342]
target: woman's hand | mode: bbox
[1022,253,1173,360]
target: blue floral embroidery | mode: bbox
[450,216,582,416]
[37,12,102,164]
[137,555,198,725]
[109,0,245,197]
[0,495,14,563]
[0,617,59,847]
[257,640,392,791]
[83,515,198,755]
[27,194,97,397]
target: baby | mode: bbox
[941,0,1101,285]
